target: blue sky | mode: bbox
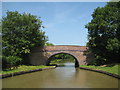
[2,2,107,46]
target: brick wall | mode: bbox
[29,45,94,66]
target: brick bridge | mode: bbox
[29,45,93,67]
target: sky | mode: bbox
[2,2,107,46]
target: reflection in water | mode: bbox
[2,62,119,88]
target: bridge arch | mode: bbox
[46,52,79,67]
[29,45,94,66]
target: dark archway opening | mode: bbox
[46,53,79,67]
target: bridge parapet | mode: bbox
[31,45,88,52]
[44,45,88,51]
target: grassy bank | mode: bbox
[80,64,120,76]
[0,65,54,75]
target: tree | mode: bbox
[53,53,74,60]
[0,20,2,56]
[45,42,54,46]
[2,11,48,64]
[85,2,120,65]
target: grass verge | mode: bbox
[80,64,120,76]
[0,65,54,75]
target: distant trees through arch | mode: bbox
[47,53,79,67]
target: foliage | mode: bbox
[85,2,120,65]
[2,55,22,70]
[106,38,120,53]
[50,59,75,66]
[6,56,22,67]
[53,53,75,60]
[0,20,2,57]
[45,42,54,46]
[49,53,75,66]
[2,11,48,65]
[2,55,8,70]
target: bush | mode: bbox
[7,56,22,68]
[2,55,22,70]
[90,55,107,66]
[2,55,8,70]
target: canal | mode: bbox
[2,62,119,88]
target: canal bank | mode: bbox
[79,64,120,79]
[80,67,120,79]
[1,66,56,79]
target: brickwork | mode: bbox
[29,45,94,66]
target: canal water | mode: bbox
[2,63,119,88]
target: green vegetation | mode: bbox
[49,53,75,66]
[2,11,48,69]
[50,59,75,66]
[1,65,54,75]
[85,2,120,65]
[52,53,74,60]
[50,59,62,64]
[45,42,54,46]
[80,64,120,75]
[83,2,120,77]
[2,55,22,70]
